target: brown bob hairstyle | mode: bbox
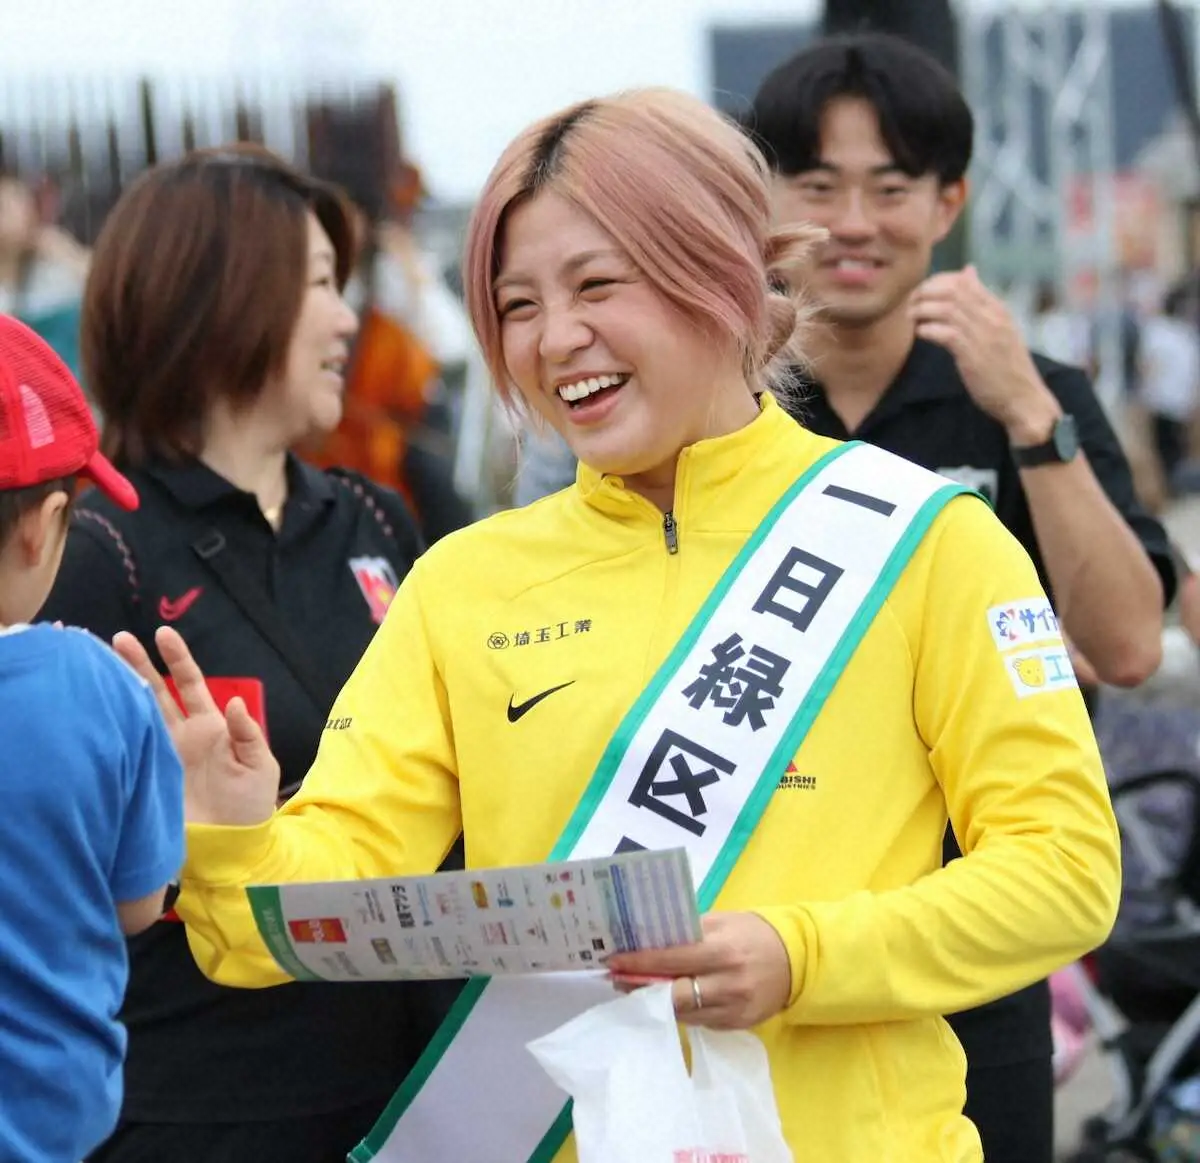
[83,143,357,465]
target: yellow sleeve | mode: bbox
[757,498,1121,1025]
[175,562,462,987]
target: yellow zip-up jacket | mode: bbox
[178,394,1119,1162]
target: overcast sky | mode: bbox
[0,0,1120,200]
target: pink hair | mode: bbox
[462,88,819,406]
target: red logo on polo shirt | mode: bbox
[158,586,204,622]
[349,556,399,624]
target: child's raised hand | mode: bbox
[114,627,281,827]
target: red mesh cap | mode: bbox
[0,314,137,510]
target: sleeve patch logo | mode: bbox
[987,599,1062,650]
[1007,646,1077,698]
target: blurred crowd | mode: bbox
[1023,273,1200,519]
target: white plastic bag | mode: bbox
[527,981,793,1163]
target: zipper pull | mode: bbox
[662,510,679,555]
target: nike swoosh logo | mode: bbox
[158,587,204,622]
[507,681,575,723]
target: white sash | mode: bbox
[351,442,971,1163]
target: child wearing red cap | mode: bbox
[0,314,183,1162]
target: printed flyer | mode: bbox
[246,846,702,982]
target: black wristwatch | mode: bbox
[1012,414,1079,467]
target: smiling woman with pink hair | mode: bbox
[116,88,1119,1162]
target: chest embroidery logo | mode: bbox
[507,681,575,723]
[349,556,400,625]
[158,586,204,622]
[486,620,594,650]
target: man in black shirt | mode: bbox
[747,32,1174,1163]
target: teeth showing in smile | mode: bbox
[321,359,345,375]
[557,373,629,402]
[834,259,876,270]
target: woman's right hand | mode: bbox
[114,626,281,827]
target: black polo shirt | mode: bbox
[788,338,1175,1067]
[40,455,460,1124]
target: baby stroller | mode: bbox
[1065,695,1200,1162]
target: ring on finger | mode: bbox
[690,975,704,1011]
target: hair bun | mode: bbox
[759,221,826,373]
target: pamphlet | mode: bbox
[246,846,702,983]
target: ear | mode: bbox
[931,177,969,245]
[17,491,69,566]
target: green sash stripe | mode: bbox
[529,1105,577,1163]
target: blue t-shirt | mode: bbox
[0,625,184,1162]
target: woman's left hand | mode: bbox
[606,912,793,1029]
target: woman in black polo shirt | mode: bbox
[41,146,459,1163]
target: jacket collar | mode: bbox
[574,392,832,529]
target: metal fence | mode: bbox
[0,72,408,242]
